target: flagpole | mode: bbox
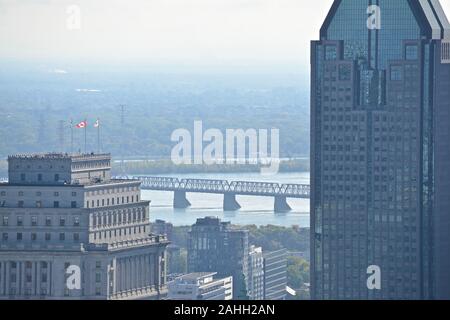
[84,118,87,154]
[70,119,74,154]
[97,119,100,154]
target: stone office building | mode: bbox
[0,153,169,300]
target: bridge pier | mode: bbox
[274,196,292,213]
[174,191,191,209]
[223,193,241,211]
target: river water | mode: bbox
[139,172,310,227]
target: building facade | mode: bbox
[263,249,287,300]
[311,0,450,299]
[168,272,233,300]
[247,245,265,300]
[187,217,249,299]
[0,153,169,300]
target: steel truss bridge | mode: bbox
[121,176,310,213]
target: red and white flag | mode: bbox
[94,119,100,128]
[75,121,87,128]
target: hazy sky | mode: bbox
[0,0,449,71]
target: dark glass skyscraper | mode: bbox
[187,217,249,299]
[311,0,450,299]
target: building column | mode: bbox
[48,262,52,296]
[0,262,3,296]
[126,258,132,292]
[120,258,127,292]
[155,253,161,289]
[46,262,50,297]
[132,256,137,291]
[123,259,127,292]
[110,259,116,296]
[119,259,124,293]
[0,262,5,296]
[19,262,24,296]
[33,261,38,296]
[145,256,149,289]
[150,254,155,289]
[116,259,120,293]
[131,257,136,292]
[143,255,148,289]
[144,255,149,289]
[137,256,142,290]
[143,255,147,289]
[163,252,167,286]
[133,256,139,290]
[150,255,154,290]
[5,262,10,296]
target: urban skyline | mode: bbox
[1,0,450,305]
[0,152,296,301]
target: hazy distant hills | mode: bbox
[0,65,310,160]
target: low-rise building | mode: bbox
[168,272,232,300]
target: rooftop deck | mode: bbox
[7,153,111,160]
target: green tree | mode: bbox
[168,249,187,274]
[287,256,310,289]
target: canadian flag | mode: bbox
[75,121,87,128]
